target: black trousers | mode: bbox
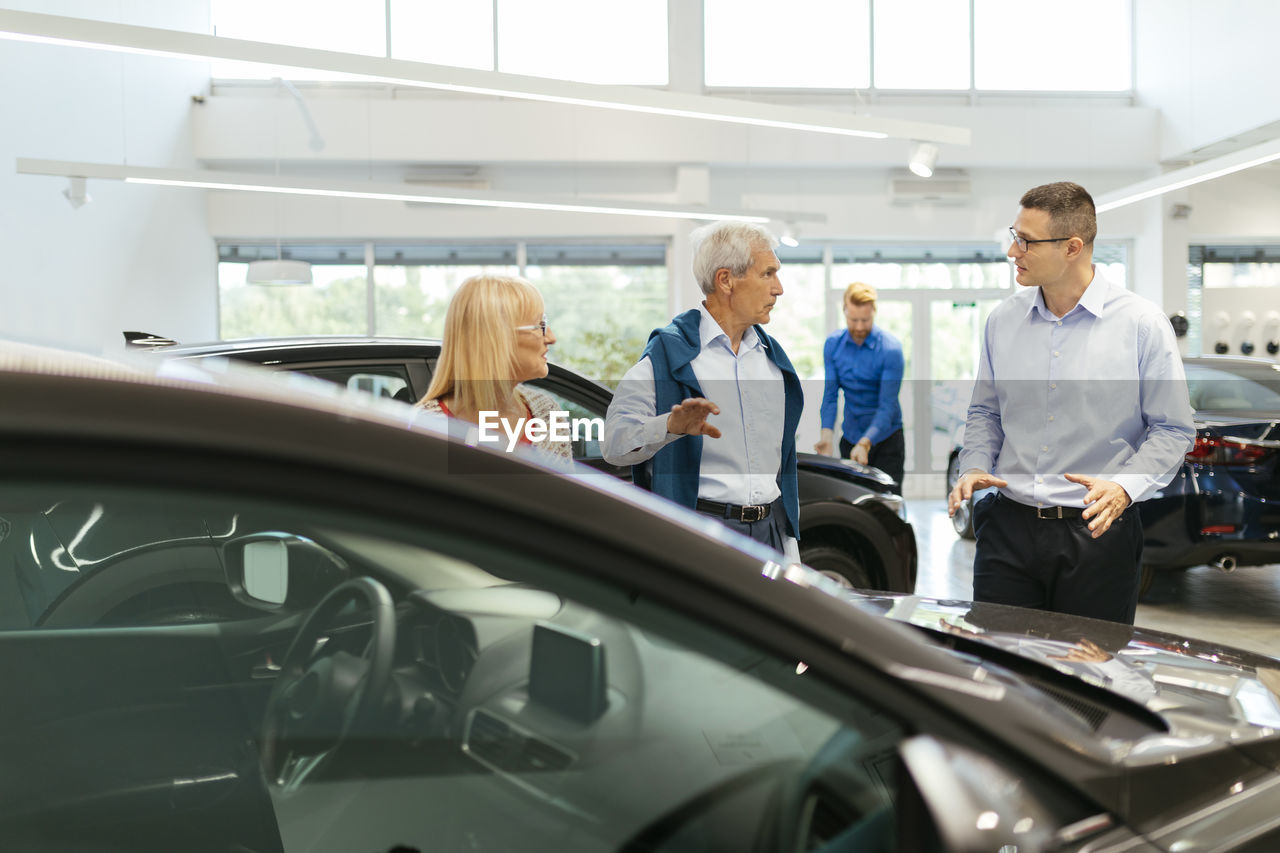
[698,497,788,550]
[840,429,904,495]
[971,492,1144,625]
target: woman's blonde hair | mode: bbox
[421,274,544,415]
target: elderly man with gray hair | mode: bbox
[603,221,803,560]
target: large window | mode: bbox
[524,245,668,384]
[219,244,369,340]
[707,0,1132,92]
[873,0,971,90]
[217,242,668,384]
[211,0,668,84]
[974,0,1132,91]
[704,0,870,89]
[373,245,521,339]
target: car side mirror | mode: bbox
[224,532,349,611]
[899,735,1057,853]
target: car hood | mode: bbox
[796,451,896,491]
[859,593,1280,763]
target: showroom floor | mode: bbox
[909,499,1280,660]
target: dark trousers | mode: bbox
[972,493,1144,624]
[698,498,788,550]
[840,429,905,495]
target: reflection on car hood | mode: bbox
[861,593,1280,763]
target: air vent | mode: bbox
[800,790,858,850]
[888,169,971,206]
[517,736,573,773]
[464,709,574,775]
[1036,682,1109,731]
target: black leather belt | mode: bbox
[1002,496,1084,519]
[696,498,772,523]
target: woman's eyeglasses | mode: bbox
[515,315,549,337]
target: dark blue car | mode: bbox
[947,355,1280,593]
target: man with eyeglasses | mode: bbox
[947,181,1193,624]
[603,221,803,562]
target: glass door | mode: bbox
[929,298,1002,471]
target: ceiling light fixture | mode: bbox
[907,141,939,178]
[1095,136,1280,213]
[62,175,91,209]
[16,158,827,225]
[246,258,313,285]
[779,223,800,248]
[0,10,971,146]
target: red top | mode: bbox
[437,398,535,446]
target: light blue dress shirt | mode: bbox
[957,269,1194,508]
[603,304,785,509]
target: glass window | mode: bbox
[1204,263,1280,289]
[524,247,668,387]
[930,298,1001,470]
[833,259,1010,290]
[0,486,350,629]
[1185,364,1280,412]
[0,475,910,851]
[297,365,414,403]
[391,0,494,70]
[219,262,369,339]
[497,0,668,84]
[375,263,520,339]
[770,260,827,380]
[704,0,870,88]
[974,0,1132,91]
[874,0,971,89]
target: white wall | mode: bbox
[1135,0,1280,159]
[0,1,215,353]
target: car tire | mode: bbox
[801,543,874,590]
[1138,564,1163,600]
[946,455,976,540]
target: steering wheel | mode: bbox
[261,576,397,792]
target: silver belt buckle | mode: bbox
[740,504,766,522]
[1035,506,1063,519]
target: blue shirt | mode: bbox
[819,325,904,446]
[957,269,1194,507]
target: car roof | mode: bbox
[149,335,444,358]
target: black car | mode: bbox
[134,335,916,594]
[946,355,1280,592]
[6,342,1280,853]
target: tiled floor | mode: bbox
[907,499,1280,660]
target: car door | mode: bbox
[0,475,349,852]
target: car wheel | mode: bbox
[1139,564,1156,599]
[946,455,976,540]
[801,543,874,590]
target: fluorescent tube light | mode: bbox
[1096,136,1280,213]
[16,158,826,224]
[0,10,971,146]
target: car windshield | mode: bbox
[1184,363,1280,412]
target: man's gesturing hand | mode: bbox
[947,470,1008,518]
[666,397,722,438]
[1065,473,1131,539]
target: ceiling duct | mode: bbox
[888,169,971,206]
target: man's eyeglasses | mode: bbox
[515,315,549,337]
[1008,226,1072,252]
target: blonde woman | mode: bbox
[417,274,572,462]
